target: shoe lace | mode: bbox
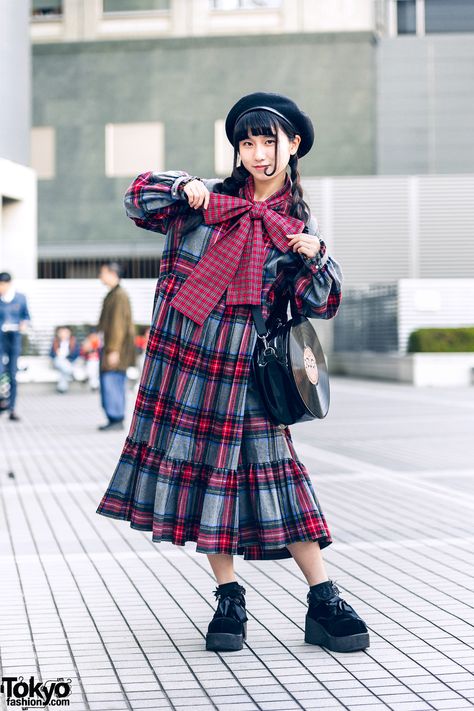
[213,586,248,624]
[307,581,359,619]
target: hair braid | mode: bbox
[288,154,310,228]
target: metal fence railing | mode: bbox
[334,284,398,353]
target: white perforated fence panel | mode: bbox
[302,173,474,287]
[14,279,156,355]
[418,175,474,278]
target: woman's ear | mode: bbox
[290,134,302,155]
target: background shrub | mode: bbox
[407,327,474,353]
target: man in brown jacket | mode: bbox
[97,262,135,431]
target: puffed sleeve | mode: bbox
[124,170,193,234]
[285,216,343,320]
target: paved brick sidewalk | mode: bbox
[1,378,473,711]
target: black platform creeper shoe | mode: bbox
[305,580,370,653]
[205,581,248,652]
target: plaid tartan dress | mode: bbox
[96,171,343,560]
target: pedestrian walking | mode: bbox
[96,92,369,653]
[0,272,31,421]
[50,326,81,393]
[97,262,136,431]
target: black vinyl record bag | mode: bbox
[250,294,330,427]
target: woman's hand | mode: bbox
[183,180,211,210]
[286,233,320,258]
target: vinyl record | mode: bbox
[288,317,330,419]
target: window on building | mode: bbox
[31,127,56,180]
[425,0,474,32]
[397,0,416,34]
[31,0,62,17]
[105,122,165,178]
[210,0,281,9]
[214,120,234,176]
[103,0,170,12]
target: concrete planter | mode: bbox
[16,356,139,385]
[330,352,474,387]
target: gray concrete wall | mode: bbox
[0,0,31,166]
[377,34,474,174]
[32,32,375,256]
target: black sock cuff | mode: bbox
[217,581,241,593]
[309,579,332,594]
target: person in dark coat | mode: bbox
[96,93,369,653]
[0,272,31,421]
[97,261,135,431]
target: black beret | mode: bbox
[225,91,315,158]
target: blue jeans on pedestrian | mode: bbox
[99,370,127,422]
[0,331,22,412]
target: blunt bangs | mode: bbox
[233,110,280,145]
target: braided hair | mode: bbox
[287,153,310,226]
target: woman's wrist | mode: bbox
[177,176,202,200]
[170,174,201,199]
[301,240,328,271]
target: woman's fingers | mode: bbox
[195,185,210,209]
[287,234,319,245]
[189,188,200,208]
[193,192,204,209]
[190,188,207,209]
[183,180,210,210]
[183,180,198,206]
[286,233,320,257]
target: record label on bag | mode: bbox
[303,345,319,384]
[289,316,330,419]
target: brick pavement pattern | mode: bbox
[1,378,474,711]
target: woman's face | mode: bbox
[238,126,301,183]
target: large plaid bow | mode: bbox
[169,176,304,326]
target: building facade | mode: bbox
[0,0,37,280]
[30,0,474,282]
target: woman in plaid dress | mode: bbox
[96,92,369,654]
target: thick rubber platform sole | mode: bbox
[206,622,247,652]
[304,615,370,653]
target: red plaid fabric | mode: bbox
[96,169,343,561]
[169,175,304,326]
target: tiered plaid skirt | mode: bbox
[96,368,331,560]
